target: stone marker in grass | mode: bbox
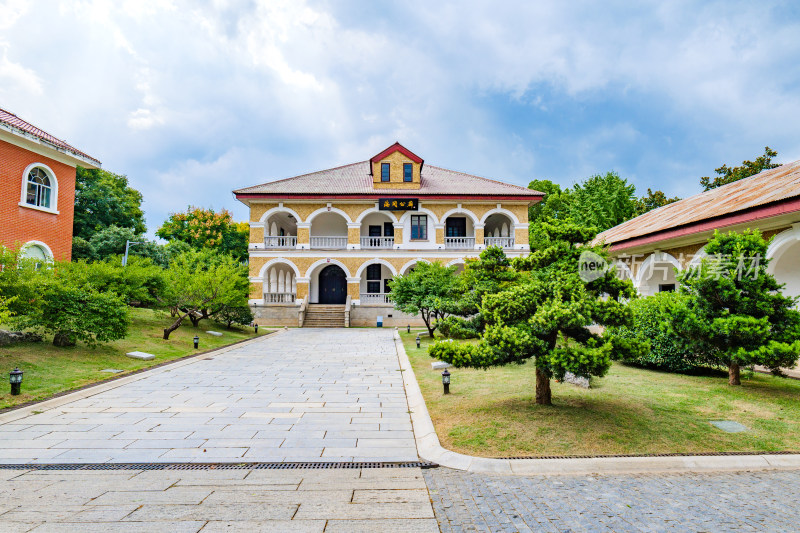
[206,331,223,337]
[710,420,749,433]
[101,369,125,373]
[126,351,155,361]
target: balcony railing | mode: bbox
[264,236,297,248]
[360,292,392,304]
[445,237,476,249]
[310,236,348,249]
[484,237,515,248]
[360,236,394,249]
[264,292,296,304]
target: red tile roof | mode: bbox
[234,161,542,199]
[595,160,800,246]
[0,108,101,167]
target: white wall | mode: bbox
[310,212,348,237]
[772,240,800,301]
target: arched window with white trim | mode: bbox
[20,164,58,213]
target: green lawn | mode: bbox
[0,308,270,410]
[401,331,800,457]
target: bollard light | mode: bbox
[254,324,259,334]
[9,367,23,396]
[407,324,410,333]
[416,334,421,349]
[442,369,451,395]
[193,335,199,349]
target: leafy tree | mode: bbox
[389,261,461,337]
[0,245,44,318]
[158,249,250,339]
[72,225,168,265]
[568,171,637,232]
[429,219,641,405]
[0,296,12,325]
[14,283,130,347]
[56,256,166,307]
[635,188,681,216]
[73,167,145,241]
[217,306,254,329]
[700,147,780,191]
[675,229,800,385]
[156,207,249,262]
[606,291,701,372]
[528,179,573,224]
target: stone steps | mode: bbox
[303,305,346,328]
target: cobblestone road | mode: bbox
[424,467,800,532]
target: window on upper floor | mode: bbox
[446,217,467,237]
[26,167,52,208]
[403,163,412,182]
[381,163,390,182]
[411,215,427,240]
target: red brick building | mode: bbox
[0,108,100,261]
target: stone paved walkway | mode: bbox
[424,467,800,532]
[0,329,418,463]
[0,466,438,532]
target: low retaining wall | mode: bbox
[251,303,300,326]
[350,305,425,327]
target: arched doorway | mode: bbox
[318,265,347,304]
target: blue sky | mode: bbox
[2,0,799,237]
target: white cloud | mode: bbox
[0,0,798,234]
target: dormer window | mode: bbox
[403,163,412,182]
[381,163,390,182]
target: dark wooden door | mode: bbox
[319,265,346,304]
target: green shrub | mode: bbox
[607,291,701,372]
[217,306,254,329]
[438,315,482,339]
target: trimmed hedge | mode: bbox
[608,291,701,372]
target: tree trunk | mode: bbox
[163,315,184,340]
[535,367,552,405]
[728,363,741,386]
[53,331,76,347]
[422,309,436,337]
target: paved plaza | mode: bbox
[0,329,418,463]
[424,467,800,532]
[0,465,438,532]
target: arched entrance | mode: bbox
[318,265,347,304]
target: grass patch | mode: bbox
[401,331,800,457]
[0,308,270,410]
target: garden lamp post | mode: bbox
[407,324,410,333]
[254,324,259,333]
[441,369,450,395]
[9,368,23,396]
[416,334,421,349]
[193,335,199,349]
[122,240,142,266]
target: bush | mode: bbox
[57,256,166,307]
[14,284,130,347]
[607,291,701,372]
[438,315,482,339]
[217,306,254,329]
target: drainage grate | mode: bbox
[496,451,800,460]
[0,461,438,471]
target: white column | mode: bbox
[269,268,277,293]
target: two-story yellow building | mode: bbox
[234,143,542,327]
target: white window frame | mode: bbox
[19,163,59,214]
[19,240,54,264]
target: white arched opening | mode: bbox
[308,211,349,250]
[441,208,478,250]
[357,259,398,305]
[635,251,682,296]
[305,259,353,304]
[484,212,515,248]
[767,224,800,302]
